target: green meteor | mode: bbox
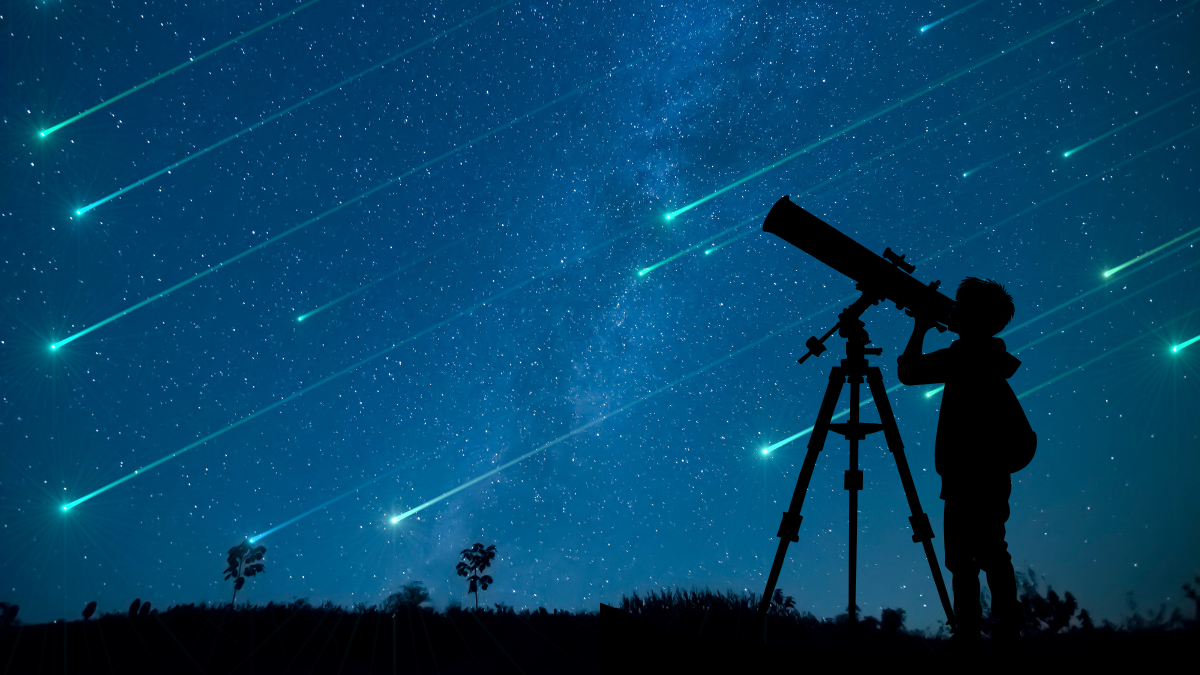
[39,0,325,138]
[74,0,515,215]
[920,0,988,33]
[1103,225,1200,278]
[760,384,903,455]
[62,215,651,509]
[298,237,468,321]
[925,123,1200,263]
[1063,87,1200,158]
[1016,306,1200,399]
[51,57,639,350]
[926,269,1200,399]
[706,228,756,255]
[248,458,421,543]
[1175,335,1200,353]
[638,214,761,276]
[390,299,857,524]
[663,0,1118,220]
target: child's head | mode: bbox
[951,277,1014,337]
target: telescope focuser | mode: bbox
[882,247,916,274]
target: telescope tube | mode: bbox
[762,196,955,328]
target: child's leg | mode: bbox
[978,498,1021,636]
[943,499,982,633]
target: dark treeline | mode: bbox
[1,572,1197,673]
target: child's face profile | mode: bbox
[949,296,990,338]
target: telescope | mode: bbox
[763,195,955,361]
[755,195,957,634]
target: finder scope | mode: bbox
[763,196,955,331]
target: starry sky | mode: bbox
[2,0,1198,627]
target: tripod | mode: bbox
[756,294,955,634]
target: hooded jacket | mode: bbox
[897,336,1024,499]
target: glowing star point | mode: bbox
[37,0,327,137]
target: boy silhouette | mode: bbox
[898,277,1031,648]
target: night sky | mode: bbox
[2,0,1198,628]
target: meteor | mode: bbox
[706,228,756,256]
[390,299,856,523]
[38,0,325,138]
[925,123,1200,262]
[74,0,516,215]
[1103,225,1200,278]
[638,214,761,276]
[927,277,1200,399]
[61,219,647,509]
[52,56,639,350]
[760,384,903,455]
[663,0,1118,221]
[1175,335,1200,354]
[921,254,1195,396]
[1062,87,1200,158]
[1016,306,1200,399]
[920,0,988,33]
[298,237,467,322]
[248,458,421,543]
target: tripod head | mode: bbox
[796,291,886,364]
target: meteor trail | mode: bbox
[1176,335,1200,353]
[1103,225,1200,278]
[760,384,903,455]
[62,218,648,509]
[390,300,854,523]
[1063,87,1200,158]
[248,458,421,543]
[1016,307,1200,399]
[924,123,1200,263]
[920,0,988,33]
[74,0,516,215]
[39,0,325,138]
[706,228,756,255]
[298,237,467,321]
[663,0,1118,220]
[638,214,761,276]
[52,56,640,350]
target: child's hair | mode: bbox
[956,277,1014,336]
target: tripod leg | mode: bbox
[757,367,845,629]
[866,369,956,628]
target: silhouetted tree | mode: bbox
[138,601,151,617]
[223,539,267,605]
[82,601,96,621]
[384,581,430,613]
[0,603,17,628]
[456,543,496,610]
[127,599,141,618]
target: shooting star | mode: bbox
[61,218,648,509]
[39,0,324,138]
[298,237,468,322]
[706,228,756,255]
[925,263,1200,399]
[1175,334,1200,354]
[920,0,988,33]
[1103,225,1200,278]
[51,56,640,350]
[73,0,515,215]
[662,0,1117,221]
[248,458,422,543]
[1063,87,1200,158]
[390,298,859,523]
[638,214,761,276]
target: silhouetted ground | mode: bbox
[1,576,1196,674]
